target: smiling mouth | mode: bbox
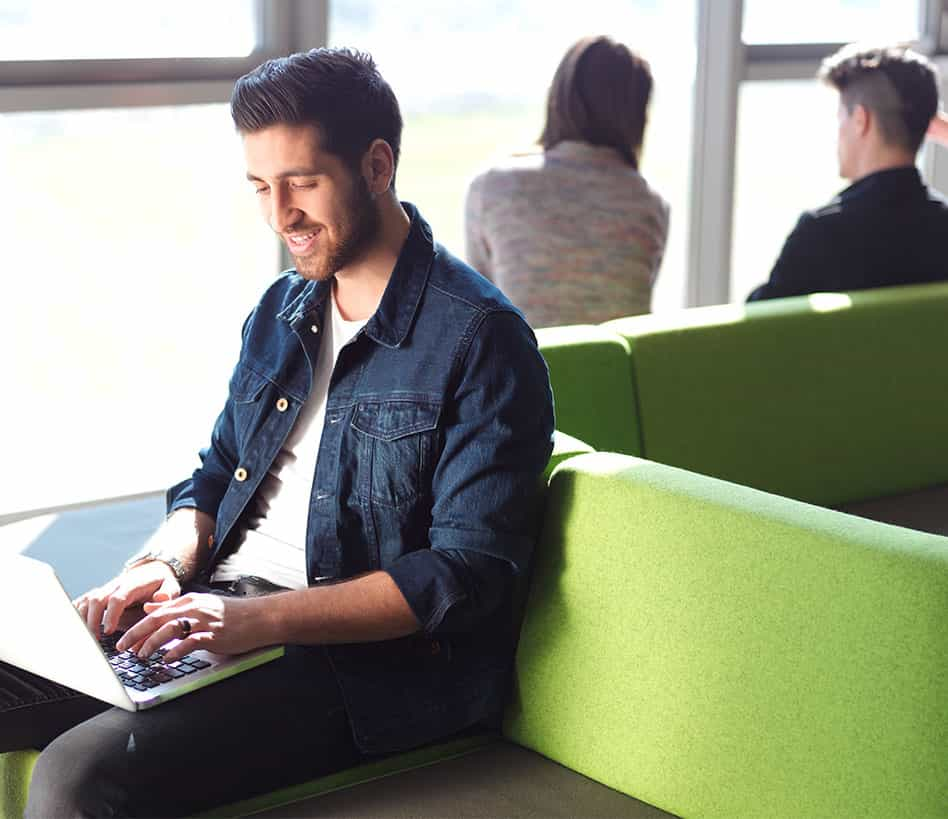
[286,229,319,250]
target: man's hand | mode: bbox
[115,593,272,662]
[74,561,181,636]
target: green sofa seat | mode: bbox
[605,282,948,506]
[507,452,948,819]
[537,324,640,456]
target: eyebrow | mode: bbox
[245,168,321,182]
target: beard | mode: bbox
[292,175,381,281]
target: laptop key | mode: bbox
[190,659,211,669]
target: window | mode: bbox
[730,80,842,300]
[0,104,279,515]
[742,0,919,45]
[329,0,696,312]
[0,0,256,60]
[0,1,258,61]
[0,3,318,518]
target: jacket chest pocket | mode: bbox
[229,364,271,447]
[350,400,441,508]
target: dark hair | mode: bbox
[819,44,939,155]
[231,47,402,177]
[540,36,653,168]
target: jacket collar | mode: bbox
[276,202,434,349]
[839,166,924,202]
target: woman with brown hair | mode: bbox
[464,35,669,328]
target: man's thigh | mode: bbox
[26,646,361,818]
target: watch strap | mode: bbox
[124,552,187,582]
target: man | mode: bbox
[3,48,554,817]
[747,44,948,302]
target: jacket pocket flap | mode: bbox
[230,364,270,404]
[352,400,441,441]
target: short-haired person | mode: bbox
[464,35,669,328]
[748,44,948,301]
[2,48,554,817]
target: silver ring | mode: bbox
[178,617,192,637]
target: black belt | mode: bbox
[209,575,290,597]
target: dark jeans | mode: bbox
[1,639,361,817]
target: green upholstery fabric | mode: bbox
[545,430,595,479]
[605,283,948,505]
[537,325,640,456]
[506,453,948,819]
[0,750,37,819]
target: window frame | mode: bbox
[0,1,328,111]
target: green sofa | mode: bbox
[535,324,641,456]
[603,282,948,507]
[10,451,941,818]
[5,283,947,817]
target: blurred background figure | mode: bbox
[464,35,669,328]
[928,110,948,147]
[748,44,947,301]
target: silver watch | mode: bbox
[124,552,187,582]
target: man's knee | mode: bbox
[25,727,129,818]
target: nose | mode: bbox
[268,186,301,234]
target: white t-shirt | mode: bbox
[212,287,366,589]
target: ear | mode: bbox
[852,103,871,137]
[361,139,395,195]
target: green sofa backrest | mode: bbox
[605,282,948,506]
[506,452,948,819]
[536,325,640,456]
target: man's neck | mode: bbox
[847,148,916,184]
[334,194,411,322]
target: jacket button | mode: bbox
[234,467,248,482]
[208,534,215,547]
[310,324,319,334]
[276,397,289,412]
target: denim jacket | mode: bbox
[166,204,554,753]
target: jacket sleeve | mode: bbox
[165,311,255,519]
[747,212,829,302]
[386,309,554,634]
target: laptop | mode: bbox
[0,554,284,711]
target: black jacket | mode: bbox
[748,167,948,301]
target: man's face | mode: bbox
[243,123,379,281]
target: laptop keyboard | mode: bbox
[98,629,213,692]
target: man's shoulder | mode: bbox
[923,184,948,213]
[426,242,522,319]
[800,193,848,225]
